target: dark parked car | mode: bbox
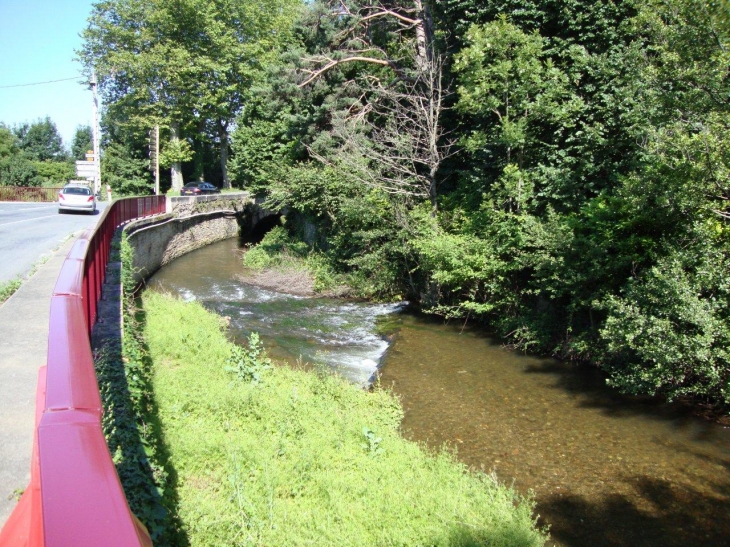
[180,182,221,196]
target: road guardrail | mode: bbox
[0,195,166,547]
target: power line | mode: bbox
[0,76,83,90]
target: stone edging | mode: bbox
[123,210,241,283]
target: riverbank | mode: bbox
[240,226,352,298]
[236,266,350,298]
[242,228,730,422]
[141,290,548,546]
[146,237,730,546]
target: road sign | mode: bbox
[75,160,96,179]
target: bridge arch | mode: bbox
[238,201,285,245]
[242,213,282,244]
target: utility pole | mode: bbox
[90,71,102,197]
[149,125,160,195]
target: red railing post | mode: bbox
[87,240,97,328]
[87,241,95,328]
[94,236,101,321]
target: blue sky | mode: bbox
[0,0,95,148]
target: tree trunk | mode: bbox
[219,119,230,189]
[413,0,432,71]
[170,121,184,191]
[193,119,206,181]
[429,169,438,215]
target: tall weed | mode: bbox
[0,279,21,304]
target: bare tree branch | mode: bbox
[299,56,395,87]
[354,9,421,28]
[298,0,456,212]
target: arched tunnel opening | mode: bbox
[240,213,283,245]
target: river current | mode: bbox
[148,237,730,547]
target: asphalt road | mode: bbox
[0,201,108,283]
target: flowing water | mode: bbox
[149,238,730,547]
[147,238,404,386]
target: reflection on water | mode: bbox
[149,238,730,547]
[378,314,730,547]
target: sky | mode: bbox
[0,0,96,149]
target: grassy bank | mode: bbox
[243,226,348,295]
[142,291,547,546]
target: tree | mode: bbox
[80,0,199,189]
[80,0,302,190]
[0,119,75,186]
[453,17,574,179]
[190,0,301,188]
[0,154,38,187]
[71,125,94,161]
[102,142,153,196]
[98,109,157,195]
[319,58,454,211]
[13,117,66,162]
[0,124,17,161]
[297,0,455,212]
[33,161,75,186]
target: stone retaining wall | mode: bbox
[124,210,240,283]
[169,191,251,217]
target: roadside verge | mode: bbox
[0,236,78,526]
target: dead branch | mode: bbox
[298,0,455,211]
[299,56,395,87]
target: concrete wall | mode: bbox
[124,210,241,283]
[123,193,285,283]
[168,191,251,217]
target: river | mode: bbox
[148,237,730,547]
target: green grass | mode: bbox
[243,226,346,293]
[0,279,22,305]
[142,291,548,547]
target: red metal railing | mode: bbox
[0,187,63,202]
[0,196,166,547]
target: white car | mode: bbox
[58,184,96,214]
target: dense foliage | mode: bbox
[81,0,730,409]
[79,0,302,191]
[0,118,76,187]
[93,235,181,544]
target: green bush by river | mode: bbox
[142,291,547,546]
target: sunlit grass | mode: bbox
[242,226,346,293]
[0,279,22,305]
[142,291,548,547]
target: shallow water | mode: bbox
[378,314,730,546]
[149,238,730,547]
[147,238,403,386]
